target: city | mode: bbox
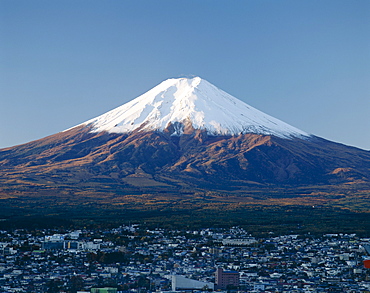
[0,225,369,292]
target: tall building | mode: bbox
[215,267,239,289]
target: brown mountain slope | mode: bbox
[0,126,369,192]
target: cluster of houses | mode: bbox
[0,225,369,292]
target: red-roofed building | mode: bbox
[364,258,370,269]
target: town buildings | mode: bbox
[0,225,369,292]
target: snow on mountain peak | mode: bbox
[78,76,310,139]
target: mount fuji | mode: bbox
[0,77,369,223]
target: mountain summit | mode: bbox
[77,77,309,139]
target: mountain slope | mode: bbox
[1,125,369,190]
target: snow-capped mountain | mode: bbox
[1,75,370,230]
[1,75,370,208]
[78,77,309,139]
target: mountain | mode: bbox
[0,77,369,230]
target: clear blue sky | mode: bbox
[1,0,369,150]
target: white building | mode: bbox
[171,275,214,291]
